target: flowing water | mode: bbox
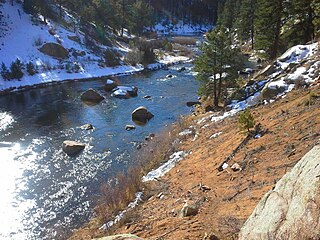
[0,64,198,239]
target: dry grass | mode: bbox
[70,116,194,239]
[171,36,197,45]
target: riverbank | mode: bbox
[70,83,320,240]
[0,55,189,95]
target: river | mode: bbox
[0,63,198,239]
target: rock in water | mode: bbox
[80,88,105,103]
[39,42,68,59]
[239,145,320,240]
[104,79,118,91]
[125,125,136,131]
[80,124,94,130]
[132,106,154,124]
[62,141,85,156]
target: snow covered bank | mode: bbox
[0,2,191,94]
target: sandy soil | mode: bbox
[111,85,320,240]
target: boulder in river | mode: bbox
[80,123,94,130]
[125,125,136,131]
[132,106,154,124]
[104,79,118,91]
[112,86,138,99]
[62,140,85,156]
[177,67,186,72]
[80,88,105,103]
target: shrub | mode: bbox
[104,49,120,67]
[125,49,143,66]
[10,59,24,80]
[26,62,37,76]
[1,62,10,80]
[34,36,43,46]
[239,108,256,134]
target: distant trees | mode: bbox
[217,0,318,59]
[195,28,243,107]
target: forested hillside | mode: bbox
[218,0,320,59]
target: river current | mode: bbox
[0,64,198,239]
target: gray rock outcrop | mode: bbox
[39,42,68,59]
[62,140,85,156]
[239,145,320,240]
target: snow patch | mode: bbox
[142,151,187,182]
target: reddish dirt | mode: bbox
[71,85,320,240]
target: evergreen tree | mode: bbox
[195,28,243,107]
[254,0,284,59]
[130,0,154,34]
[218,0,242,30]
[282,0,314,47]
[312,0,320,36]
[236,0,256,48]
[23,0,35,14]
[10,59,24,80]
[239,108,256,133]
[1,63,10,80]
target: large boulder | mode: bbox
[112,86,138,99]
[39,42,68,59]
[239,145,320,240]
[93,234,143,240]
[80,88,105,103]
[62,140,85,156]
[104,79,118,92]
[132,106,154,123]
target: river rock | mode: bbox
[62,140,85,156]
[80,88,105,102]
[239,145,320,240]
[177,67,186,72]
[104,79,118,91]
[132,106,154,123]
[186,101,200,107]
[112,86,138,99]
[93,234,143,240]
[80,123,94,130]
[166,74,174,78]
[39,42,68,59]
[125,125,136,131]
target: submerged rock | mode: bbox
[62,140,85,156]
[80,88,105,103]
[132,106,154,124]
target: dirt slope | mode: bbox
[109,85,320,240]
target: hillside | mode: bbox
[109,73,320,239]
[0,1,189,93]
[69,41,320,239]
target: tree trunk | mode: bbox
[271,1,283,59]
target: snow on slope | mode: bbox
[0,2,189,92]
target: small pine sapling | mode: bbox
[26,62,37,76]
[239,108,256,134]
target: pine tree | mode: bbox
[254,0,284,59]
[1,63,10,80]
[283,0,315,47]
[10,59,24,80]
[23,0,35,14]
[217,0,242,30]
[236,0,256,49]
[195,28,243,107]
[130,0,154,34]
[312,0,320,36]
[239,108,256,133]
